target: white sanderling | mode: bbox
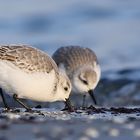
[52,46,101,106]
[0,45,72,111]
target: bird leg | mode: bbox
[82,94,86,109]
[13,94,32,112]
[0,88,10,110]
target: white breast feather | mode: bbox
[0,61,57,102]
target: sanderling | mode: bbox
[0,45,72,111]
[52,46,101,106]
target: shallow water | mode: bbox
[0,0,140,71]
[0,107,140,140]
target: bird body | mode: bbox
[53,46,101,105]
[0,45,71,103]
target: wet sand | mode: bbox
[0,107,140,140]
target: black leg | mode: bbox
[82,94,86,108]
[13,94,31,111]
[0,88,10,110]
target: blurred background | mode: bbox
[0,0,140,71]
[0,0,140,107]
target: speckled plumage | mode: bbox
[0,45,58,74]
[53,46,98,76]
[0,45,71,103]
[53,46,101,95]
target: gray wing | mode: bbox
[52,46,98,73]
[0,45,58,73]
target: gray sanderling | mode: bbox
[52,46,101,106]
[0,45,72,111]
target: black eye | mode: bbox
[64,87,68,91]
[82,80,88,85]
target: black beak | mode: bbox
[88,90,97,105]
[65,98,74,112]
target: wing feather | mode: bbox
[0,45,58,74]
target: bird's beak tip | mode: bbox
[64,98,75,112]
[88,90,97,105]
